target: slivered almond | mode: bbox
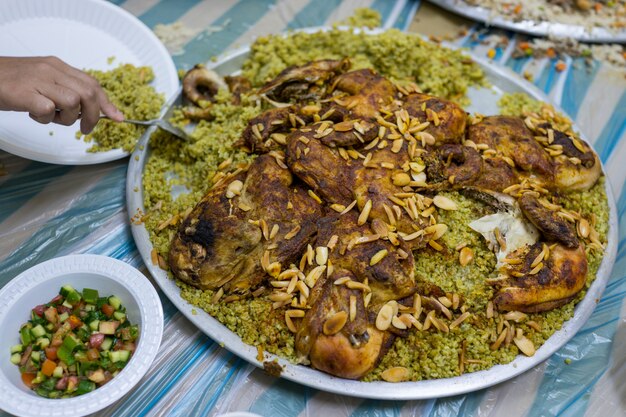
[459,247,474,266]
[381,367,409,382]
[370,249,388,266]
[284,225,301,240]
[376,303,394,331]
[304,265,326,288]
[433,195,457,210]
[449,312,471,329]
[349,295,357,322]
[269,224,280,240]
[503,311,528,322]
[392,316,407,330]
[358,199,372,225]
[513,335,536,356]
[315,246,329,266]
[341,200,358,215]
[323,311,348,335]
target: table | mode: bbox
[1,1,625,416]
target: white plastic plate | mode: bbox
[0,254,163,417]
[0,0,179,165]
[126,28,618,400]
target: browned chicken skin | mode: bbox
[518,193,578,248]
[492,243,588,313]
[259,58,351,103]
[468,116,554,181]
[169,154,323,293]
[170,60,603,380]
[404,93,467,144]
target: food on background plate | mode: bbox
[140,28,608,382]
[11,285,139,398]
[75,63,164,153]
[463,0,626,33]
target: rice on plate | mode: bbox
[136,27,610,383]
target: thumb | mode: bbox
[100,97,124,122]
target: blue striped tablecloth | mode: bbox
[1,1,625,416]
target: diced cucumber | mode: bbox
[32,371,46,384]
[52,366,63,378]
[75,380,95,395]
[84,304,95,312]
[10,344,23,354]
[99,321,117,335]
[74,351,87,362]
[45,322,55,331]
[47,390,61,399]
[10,353,21,365]
[58,312,69,322]
[37,337,50,349]
[82,288,99,304]
[108,296,122,310]
[57,346,75,366]
[62,334,80,351]
[110,350,130,363]
[30,351,41,362]
[66,291,82,305]
[59,284,76,297]
[89,320,100,331]
[62,300,73,309]
[101,337,113,351]
[113,311,126,321]
[31,324,46,338]
[20,327,32,345]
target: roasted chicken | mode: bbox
[169,59,605,380]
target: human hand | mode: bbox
[0,56,124,134]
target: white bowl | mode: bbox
[0,254,164,417]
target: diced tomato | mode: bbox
[44,306,59,324]
[101,303,115,318]
[122,342,136,353]
[41,359,57,377]
[67,315,82,329]
[89,333,105,349]
[56,305,72,315]
[45,347,58,361]
[32,304,46,317]
[113,339,124,351]
[67,376,78,392]
[21,373,37,388]
[55,377,68,391]
[49,294,63,305]
[86,348,100,361]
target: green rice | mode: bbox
[140,29,609,381]
[78,64,165,153]
[243,28,486,104]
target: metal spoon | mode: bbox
[99,115,192,141]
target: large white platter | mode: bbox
[427,0,626,43]
[0,0,179,165]
[126,28,618,400]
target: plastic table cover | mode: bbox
[0,1,625,416]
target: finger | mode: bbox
[25,93,56,124]
[37,83,81,126]
[98,93,124,122]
